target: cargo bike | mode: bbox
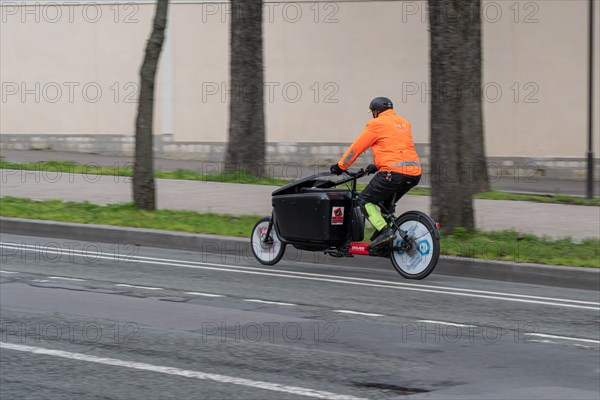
[250,167,440,279]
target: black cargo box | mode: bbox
[273,189,352,245]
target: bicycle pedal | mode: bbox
[325,250,342,258]
[326,249,354,258]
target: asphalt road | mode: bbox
[1,233,599,399]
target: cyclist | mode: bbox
[330,97,422,248]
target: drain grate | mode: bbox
[353,382,430,395]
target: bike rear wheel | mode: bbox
[251,217,286,265]
[390,211,440,279]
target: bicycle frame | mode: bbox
[334,169,416,257]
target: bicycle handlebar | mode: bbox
[342,164,377,178]
[330,166,376,187]
[343,168,366,178]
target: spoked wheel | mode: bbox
[251,217,286,265]
[389,211,440,279]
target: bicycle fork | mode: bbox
[262,213,275,244]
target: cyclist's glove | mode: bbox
[330,163,344,175]
[365,164,378,174]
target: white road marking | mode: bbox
[1,242,598,311]
[418,321,600,345]
[32,279,49,283]
[0,343,367,400]
[244,299,297,306]
[529,339,557,344]
[528,333,600,344]
[185,292,225,297]
[48,276,86,282]
[332,310,385,317]
[419,320,477,328]
[115,284,163,290]
[0,270,18,274]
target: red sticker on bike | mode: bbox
[331,207,344,225]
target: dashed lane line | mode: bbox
[332,310,385,317]
[115,284,164,290]
[48,276,86,282]
[244,299,297,306]
[185,292,225,297]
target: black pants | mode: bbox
[358,172,421,214]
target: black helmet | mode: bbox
[369,97,393,112]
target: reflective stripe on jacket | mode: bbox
[337,109,421,176]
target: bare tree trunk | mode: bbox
[463,0,490,194]
[133,0,169,210]
[429,0,480,233]
[225,0,265,177]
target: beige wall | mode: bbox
[0,2,156,134]
[1,0,598,157]
[482,0,600,157]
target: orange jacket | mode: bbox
[337,109,421,176]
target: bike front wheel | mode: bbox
[390,211,440,279]
[251,217,286,265]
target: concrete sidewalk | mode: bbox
[2,169,599,240]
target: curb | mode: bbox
[1,217,598,290]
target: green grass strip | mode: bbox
[0,159,289,186]
[441,227,599,268]
[0,197,258,238]
[1,197,598,268]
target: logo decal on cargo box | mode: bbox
[331,207,344,225]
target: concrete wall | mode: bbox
[1,0,599,159]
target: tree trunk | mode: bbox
[463,0,490,194]
[225,0,265,177]
[133,0,169,210]
[429,0,486,233]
